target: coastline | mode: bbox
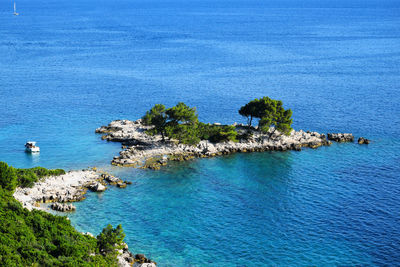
[13,169,131,212]
[10,119,358,267]
[12,169,156,267]
[96,119,339,169]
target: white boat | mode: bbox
[25,141,40,153]
[13,2,19,16]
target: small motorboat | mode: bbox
[25,141,40,153]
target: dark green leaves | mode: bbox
[142,103,238,144]
[96,224,126,254]
[15,167,65,188]
[238,97,293,135]
[0,162,18,192]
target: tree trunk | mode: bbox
[161,131,165,142]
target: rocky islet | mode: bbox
[96,119,367,170]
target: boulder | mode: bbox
[327,133,354,142]
[117,182,127,188]
[50,202,76,212]
[134,254,155,265]
[89,183,106,192]
[358,137,371,144]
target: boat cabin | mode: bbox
[25,141,40,153]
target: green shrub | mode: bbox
[97,224,125,254]
[16,167,66,188]
[197,123,237,143]
[0,162,18,192]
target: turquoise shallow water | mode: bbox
[1,0,400,265]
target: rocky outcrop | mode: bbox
[101,173,128,188]
[358,137,371,144]
[50,202,76,212]
[88,182,106,192]
[96,120,333,169]
[116,243,156,267]
[327,133,354,142]
[13,170,131,212]
[132,263,157,267]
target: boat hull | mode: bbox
[26,147,40,153]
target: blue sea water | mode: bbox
[1,0,400,265]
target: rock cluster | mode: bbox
[101,173,129,188]
[13,170,131,212]
[358,137,371,144]
[50,202,76,212]
[96,120,334,169]
[117,243,156,267]
[327,133,354,142]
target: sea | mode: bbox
[1,0,400,265]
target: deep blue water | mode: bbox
[1,0,400,265]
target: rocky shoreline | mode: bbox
[96,119,362,170]
[13,169,156,267]
[13,169,130,212]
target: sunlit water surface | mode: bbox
[1,0,400,265]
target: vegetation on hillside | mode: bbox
[0,162,126,266]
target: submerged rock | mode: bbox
[358,137,371,144]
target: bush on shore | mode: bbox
[0,161,126,266]
[16,167,65,188]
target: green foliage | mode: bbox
[142,98,293,145]
[142,103,238,145]
[238,99,259,127]
[197,123,238,143]
[238,96,293,135]
[166,102,198,125]
[166,124,201,145]
[0,162,125,266]
[16,167,65,188]
[96,224,126,254]
[0,162,18,192]
[142,102,200,144]
[142,104,168,140]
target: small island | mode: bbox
[96,97,355,170]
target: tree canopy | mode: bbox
[142,102,237,144]
[239,97,293,135]
[142,98,293,144]
[142,104,169,140]
[97,224,126,254]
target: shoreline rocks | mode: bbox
[50,202,76,212]
[13,169,130,212]
[96,120,335,169]
[116,243,157,267]
[327,133,354,142]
